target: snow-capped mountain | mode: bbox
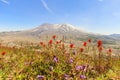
[0,23,119,46]
[27,23,85,33]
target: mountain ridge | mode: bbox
[0,23,120,47]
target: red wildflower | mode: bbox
[42,43,46,47]
[56,41,59,44]
[56,40,61,44]
[88,39,91,43]
[80,48,84,52]
[83,42,87,47]
[108,48,112,53]
[99,46,103,51]
[1,52,6,56]
[97,40,102,47]
[49,40,52,45]
[107,48,112,56]
[70,43,74,48]
[40,42,44,45]
[52,35,56,39]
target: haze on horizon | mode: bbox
[0,0,120,35]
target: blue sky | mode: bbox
[0,0,120,34]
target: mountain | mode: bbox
[110,34,120,39]
[0,23,82,42]
[0,23,119,47]
[29,23,83,32]
[25,23,87,36]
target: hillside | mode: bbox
[0,23,119,48]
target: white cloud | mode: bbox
[0,0,9,4]
[40,0,53,14]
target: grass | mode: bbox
[0,35,120,80]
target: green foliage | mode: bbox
[0,37,120,80]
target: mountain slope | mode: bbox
[24,23,86,36]
[0,23,119,46]
[110,34,120,40]
[0,23,85,42]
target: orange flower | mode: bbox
[107,48,112,56]
[83,42,87,47]
[1,52,6,56]
[49,40,53,45]
[56,40,61,44]
[40,42,44,45]
[88,39,91,43]
[97,40,102,47]
[70,43,74,48]
[80,48,84,52]
[52,35,56,39]
[99,46,103,51]
[108,48,112,53]
[56,41,59,44]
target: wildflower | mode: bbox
[70,58,73,64]
[76,66,80,71]
[37,75,44,80]
[40,42,44,45]
[83,65,89,72]
[80,74,86,79]
[83,42,87,47]
[84,68,87,72]
[49,40,52,45]
[99,46,103,51]
[54,56,58,63]
[76,65,86,71]
[88,39,91,43]
[70,43,74,48]
[56,41,59,44]
[82,65,86,70]
[50,66,53,71]
[56,40,61,44]
[80,48,84,52]
[42,43,46,47]
[108,48,112,53]
[73,50,77,55]
[97,40,102,47]
[64,50,67,53]
[1,52,6,56]
[52,35,56,39]
[76,66,82,71]
[107,48,112,56]
[40,42,46,47]
[30,61,33,65]
[64,74,69,80]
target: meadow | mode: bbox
[0,35,120,80]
